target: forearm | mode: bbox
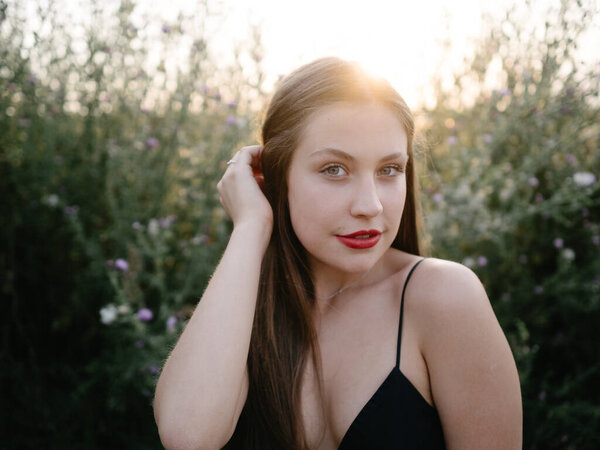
[154,221,269,449]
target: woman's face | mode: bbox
[287,102,408,276]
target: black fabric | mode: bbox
[338,258,446,449]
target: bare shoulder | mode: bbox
[408,257,489,317]
[406,256,503,361]
[405,257,523,449]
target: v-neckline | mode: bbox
[337,366,435,448]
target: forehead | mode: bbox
[295,102,408,159]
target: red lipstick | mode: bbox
[336,229,382,249]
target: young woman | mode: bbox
[153,57,523,449]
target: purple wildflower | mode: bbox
[132,221,142,230]
[565,154,576,164]
[135,340,145,348]
[447,136,458,146]
[225,116,237,126]
[483,133,493,143]
[477,256,488,267]
[148,365,160,375]
[166,316,177,330]
[115,258,129,271]
[146,137,159,148]
[159,217,170,228]
[534,285,544,295]
[528,177,539,187]
[227,100,238,109]
[553,238,564,248]
[535,193,544,203]
[161,24,170,33]
[159,215,177,228]
[432,193,444,203]
[137,308,154,322]
[592,235,600,246]
[64,205,79,215]
[499,88,511,96]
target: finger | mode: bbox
[234,145,262,166]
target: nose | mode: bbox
[350,176,383,218]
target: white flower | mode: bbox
[42,194,59,207]
[462,257,475,268]
[148,218,159,236]
[562,248,575,261]
[117,304,131,314]
[573,171,596,187]
[100,304,118,325]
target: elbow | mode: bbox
[155,410,234,450]
[157,424,223,450]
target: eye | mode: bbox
[379,164,405,176]
[321,164,347,177]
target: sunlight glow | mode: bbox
[200,0,515,108]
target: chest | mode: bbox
[300,298,432,448]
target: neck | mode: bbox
[315,266,374,301]
[311,255,387,304]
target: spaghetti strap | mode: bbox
[396,258,426,368]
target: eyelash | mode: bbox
[320,164,405,177]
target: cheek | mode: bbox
[287,177,338,246]
[381,183,407,220]
[289,181,327,225]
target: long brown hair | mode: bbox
[225,57,424,449]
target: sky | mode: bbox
[21,0,599,108]
[153,0,599,108]
[168,0,518,107]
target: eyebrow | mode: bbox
[309,147,408,163]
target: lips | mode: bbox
[336,229,382,249]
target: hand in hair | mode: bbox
[217,145,273,232]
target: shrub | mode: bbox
[420,1,600,448]
[1,0,265,447]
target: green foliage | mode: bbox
[421,1,600,448]
[1,0,264,447]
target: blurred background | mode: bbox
[1,0,599,448]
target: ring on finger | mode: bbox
[226,159,236,165]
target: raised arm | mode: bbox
[153,146,273,450]
[416,259,523,449]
